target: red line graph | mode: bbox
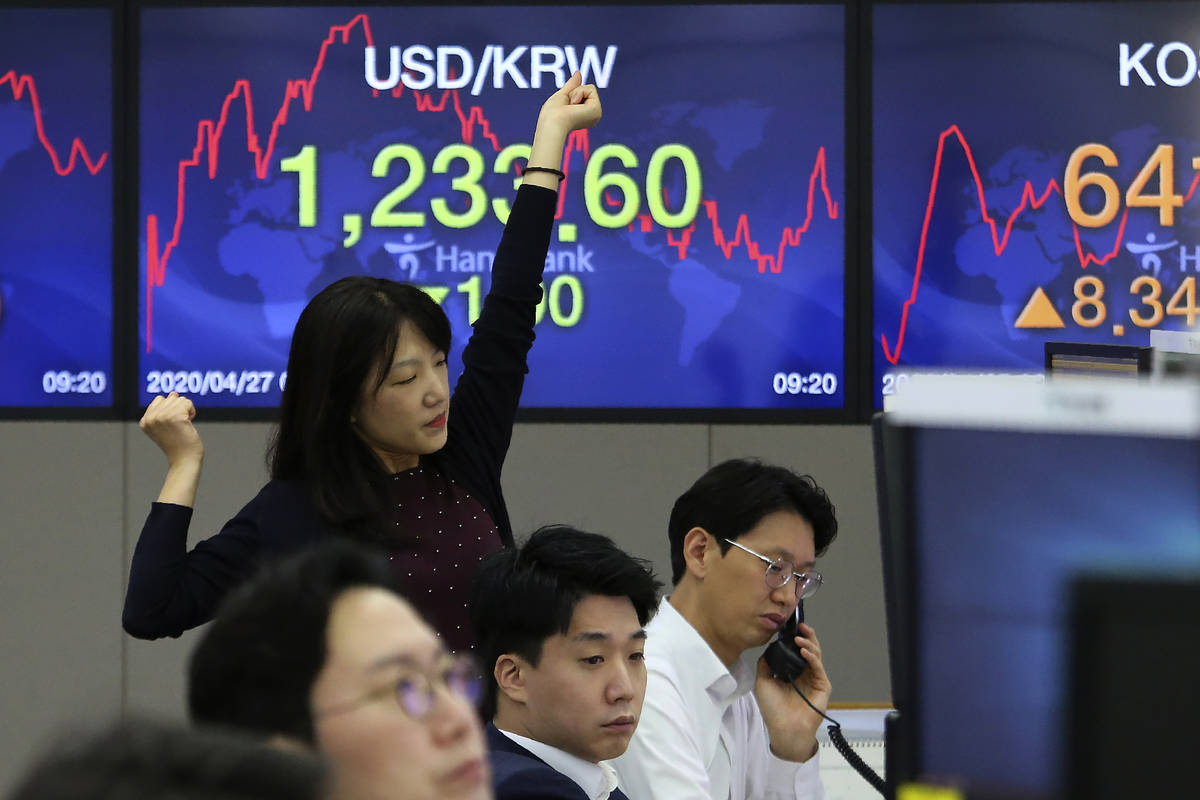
[0,69,108,175]
[633,147,838,272]
[387,82,504,154]
[143,12,840,351]
[145,13,375,350]
[880,124,1200,365]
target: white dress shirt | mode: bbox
[612,597,825,800]
[496,727,621,800]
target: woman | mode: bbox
[124,72,601,649]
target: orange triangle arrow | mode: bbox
[1014,286,1065,329]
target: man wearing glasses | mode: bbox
[613,458,838,800]
[469,525,661,800]
[187,540,490,800]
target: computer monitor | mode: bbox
[135,3,848,415]
[1043,342,1152,377]
[872,411,916,796]
[870,0,1200,410]
[883,377,1200,797]
[1150,330,1200,379]
[871,412,911,711]
[0,5,115,412]
[1066,574,1200,800]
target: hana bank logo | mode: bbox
[1126,232,1177,277]
[384,233,436,280]
[1123,232,1200,277]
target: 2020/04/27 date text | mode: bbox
[145,370,286,397]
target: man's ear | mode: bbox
[494,654,528,704]
[682,526,715,579]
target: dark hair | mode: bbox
[7,718,326,800]
[668,458,838,584]
[188,540,400,744]
[268,277,452,536]
[469,525,662,719]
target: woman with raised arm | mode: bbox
[124,73,601,650]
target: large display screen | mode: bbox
[911,426,1200,795]
[873,2,1200,406]
[138,4,846,411]
[0,7,113,409]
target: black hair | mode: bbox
[187,540,400,744]
[668,458,838,584]
[469,525,662,719]
[268,277,452,537]
[7,718,326,800]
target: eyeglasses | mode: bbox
[724,539,823,599]
[316,654,482,721]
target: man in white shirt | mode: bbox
[612,458,839,800]
[469,525,662,800]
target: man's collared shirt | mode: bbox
[612,596,824,800]
[496,727,621,800]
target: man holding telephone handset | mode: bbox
[613,459,836,799]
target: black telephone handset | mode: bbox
[764,601,807,682]
[763,603,889,796]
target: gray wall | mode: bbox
[0,420,886,792]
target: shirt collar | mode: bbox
[496,728,620,800]
[649,597,760,704]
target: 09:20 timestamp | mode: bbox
[772,372,838,396]
[43,370,108,394]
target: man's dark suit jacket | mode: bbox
[486,722,631,800]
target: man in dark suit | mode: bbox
[469,525,662,800]
[485,723,624,800]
